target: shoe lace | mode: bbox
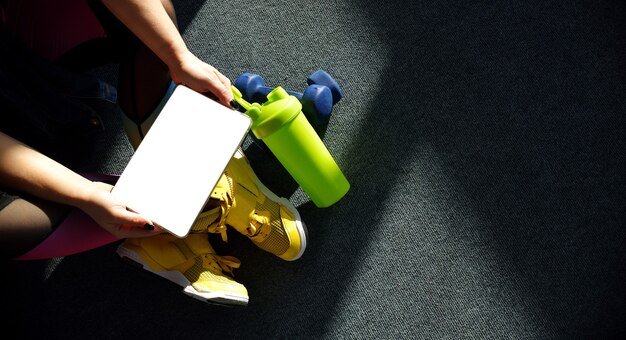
[201,253,241,277]
[207,198,231,242]
[207,191,270,242]
[247,211,270,236]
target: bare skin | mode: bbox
[0,132,162,242]
[1,0,232,258]
[101,0,234,107]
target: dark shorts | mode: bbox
[0,1,163,216]
[0,6,120,214]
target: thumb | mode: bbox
[116,208,154,229]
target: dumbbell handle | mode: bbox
[234,72,335,128]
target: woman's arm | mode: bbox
[0,131,160,238]
[100,0,234,106]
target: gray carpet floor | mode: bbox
[2,0,625,338]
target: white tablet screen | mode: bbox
[112,85,251,237]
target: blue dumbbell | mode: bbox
[306,69,343,105]
[234,69,342,126]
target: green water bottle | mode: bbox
[232,86,349,207]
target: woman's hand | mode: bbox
[169,49,234,107]
[1,132,163,239]
[77,181,162,239]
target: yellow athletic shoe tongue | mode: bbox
[191,204,222,233]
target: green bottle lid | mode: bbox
[232,86,302,139]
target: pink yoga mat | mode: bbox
[14,208,119,260]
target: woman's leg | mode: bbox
[0,196,68,259]
[2,174,121,261]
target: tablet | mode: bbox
[111,85,251,237]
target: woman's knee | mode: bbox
[0,198,69,259]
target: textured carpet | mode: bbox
[2,0,625,338]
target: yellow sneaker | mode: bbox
[116,234,248,306]
[191,149,307,261]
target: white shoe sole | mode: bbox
[116,245,249,307]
